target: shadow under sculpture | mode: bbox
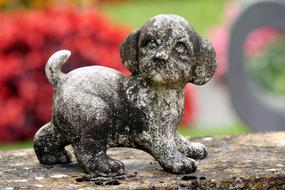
[33,14,217,176]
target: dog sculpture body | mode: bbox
[34,14,217,176]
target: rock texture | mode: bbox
[2,132,285,190]
[33,14,216,176]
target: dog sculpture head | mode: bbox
[120,14,216,86]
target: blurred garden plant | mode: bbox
[247,37,285,96]
[0,8,196,142]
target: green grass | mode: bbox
[178,122,250,137]
[101,0,228,35]
[0,140,32,151]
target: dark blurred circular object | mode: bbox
[229,0,285,131]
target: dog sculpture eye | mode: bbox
[175,42,187,54]
[145,38,158,49]
[172,42,189,60]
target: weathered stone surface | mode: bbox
[34,14,217,176]
[2,132,285,189]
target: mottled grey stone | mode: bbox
[33,14,217,176]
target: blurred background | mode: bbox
[1,0,285,149]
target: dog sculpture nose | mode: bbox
[154,50,169,61]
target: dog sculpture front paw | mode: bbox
[175,133,208,159]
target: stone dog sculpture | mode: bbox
[34,14,216,176]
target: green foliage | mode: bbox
[102,0,227,34]
[247,39,285,96]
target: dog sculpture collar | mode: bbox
[34,14,217,176]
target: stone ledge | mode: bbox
[1,132,285,189]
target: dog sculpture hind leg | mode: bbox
[34,50,127,176]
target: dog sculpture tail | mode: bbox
[45,50,71,87]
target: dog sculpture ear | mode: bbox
[120,29,141,74]
[190,38,217,85]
